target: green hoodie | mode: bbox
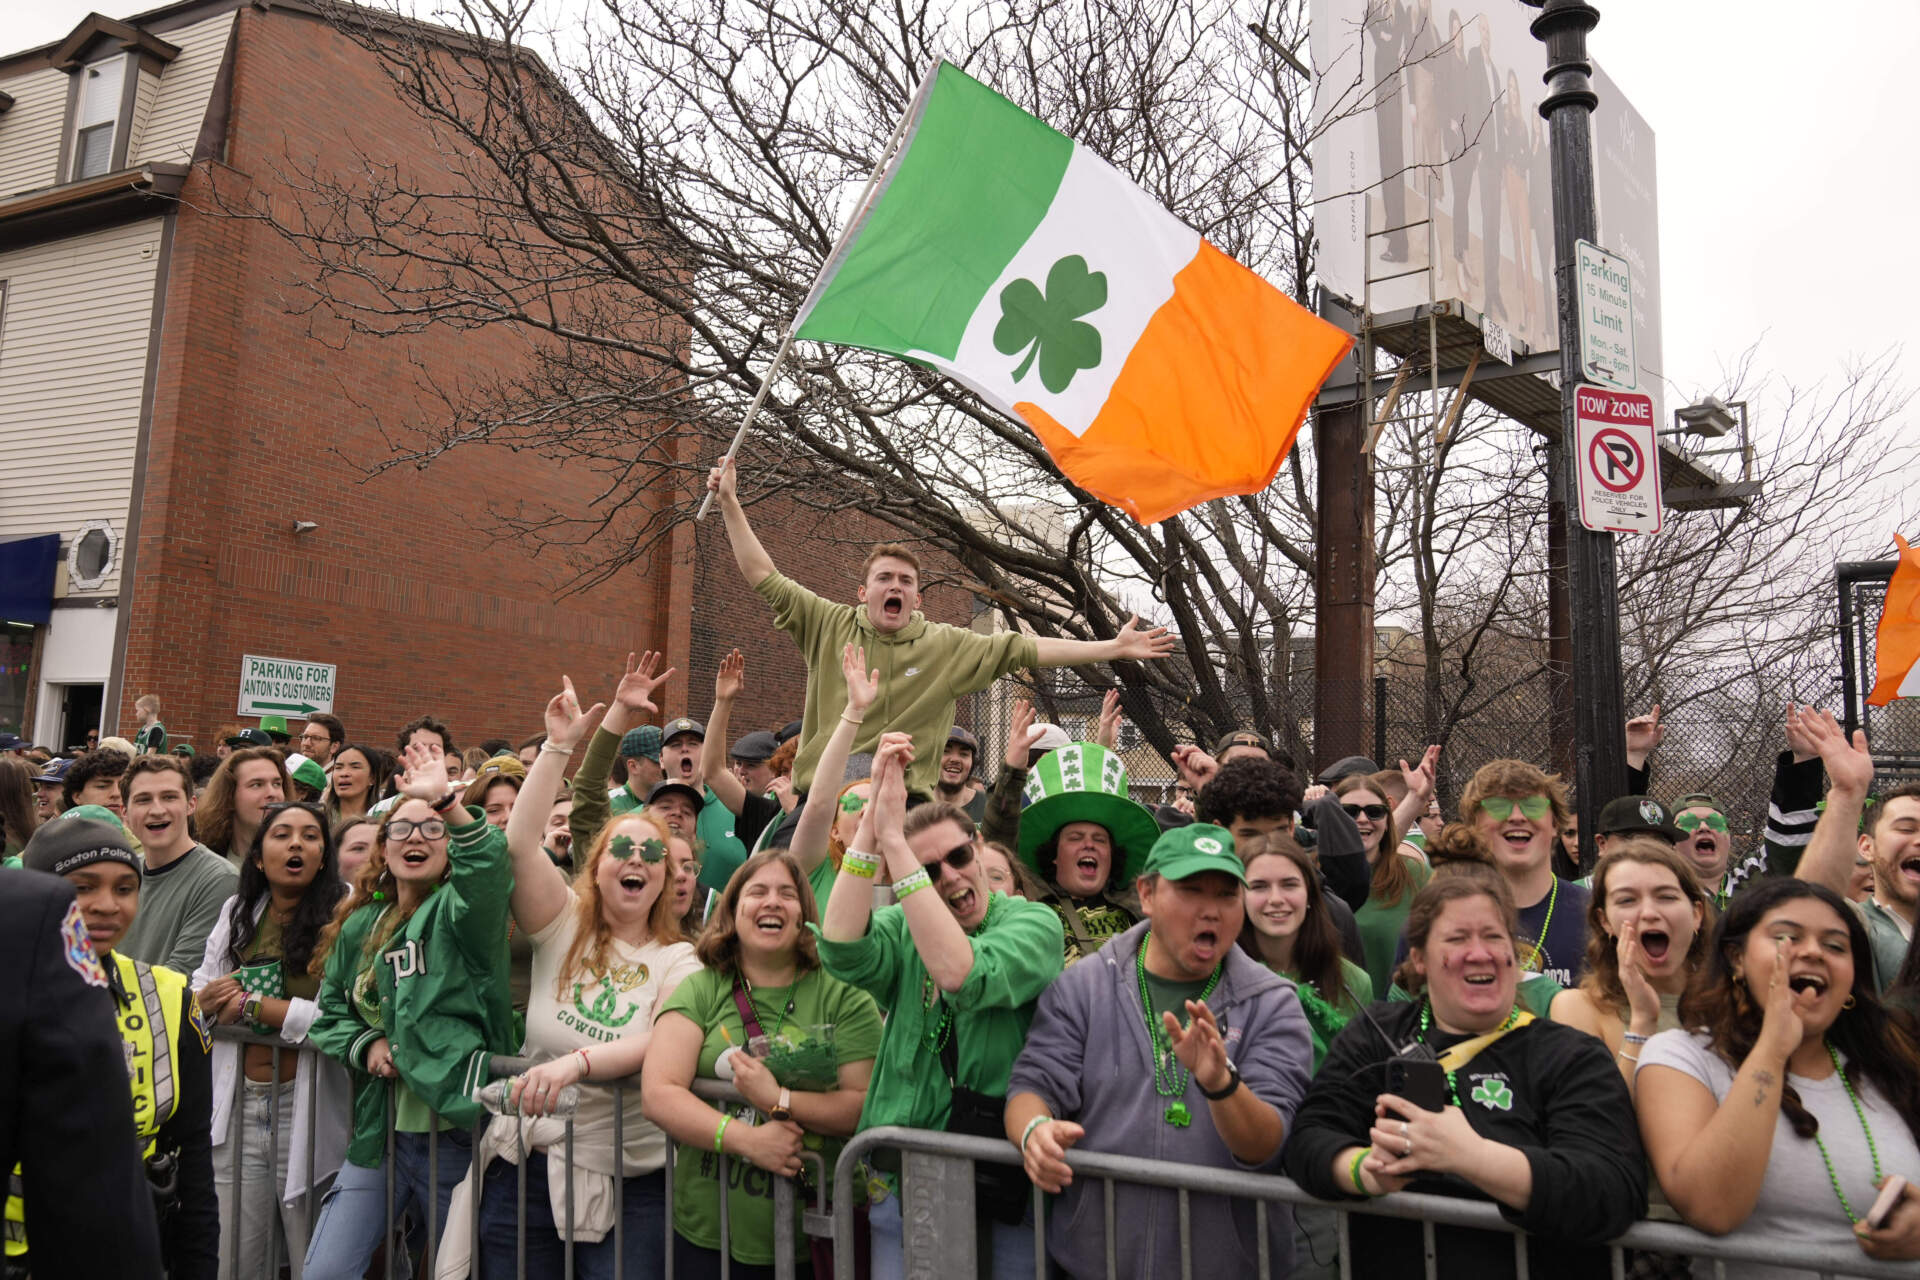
[755,570,1038,796]
[308,810,516,1162]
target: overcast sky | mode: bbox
[14,0,1916,438]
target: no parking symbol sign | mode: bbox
[1575,386,1662,535]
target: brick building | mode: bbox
[0,0,963,754]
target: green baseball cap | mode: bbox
[290,757,329,794]
[1141,823,1245,885]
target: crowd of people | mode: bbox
[4,462,1919,1279]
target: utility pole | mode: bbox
[1526,0,1626,868]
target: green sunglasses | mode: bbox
[838,792,869,814]
[1480,795,1552,822]
[1674,812,1728,834]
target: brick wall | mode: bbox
[115,5,970,754]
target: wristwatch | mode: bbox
[242,995,263,1025]
[770,1087,792,1122]
[1198,1059,1241,1101]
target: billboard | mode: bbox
[1311,0,1663,420]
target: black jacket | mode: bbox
[0,870,164,1280]
[1283,1001,1647,1279]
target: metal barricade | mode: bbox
[209,1025,330,1280]
[832,1126,1918,1280]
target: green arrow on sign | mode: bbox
[253,700,319,714]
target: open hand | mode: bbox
[544,676,609,751]
[1784,702,1821,764]
[1115,614,1176,661]
[1164,999,1231,1094]
[715,649,746,702]
[1801,707,1874,798]
[1615,918,1661,1032]
[1625,705,1664,760]
[613,650,676,718]
[1004,700,1046,771]
[394,740,452,801]
[1400,745,1440,804]
[1093,690,1123,750]
[842,643,880,718]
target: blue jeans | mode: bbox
[868,1191,1036,1280]
[476,1152,665,1279]
[303,1130,473,1280]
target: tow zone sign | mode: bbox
[1575,385,1661,536]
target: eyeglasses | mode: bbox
[1479,795,1552,822]
[923,841,976,876]
[386,818,447,842]
[1341,803,1390,821]
[1674,812,1728,833]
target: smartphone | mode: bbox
[1866,1175,1907,1231]
[1384,1051,1449,1113]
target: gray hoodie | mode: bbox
[1007,919,1312,1279]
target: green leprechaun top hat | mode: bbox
[1016,743,1163,887]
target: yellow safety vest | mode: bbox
[5,951,189,1257]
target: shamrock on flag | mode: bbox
[792,62,1352,524]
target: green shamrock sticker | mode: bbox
[1470,1078,1513,1111]
[993,255,1107,394]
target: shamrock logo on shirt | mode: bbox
[993,255,1107,393]
[1470,1078,1513,1111]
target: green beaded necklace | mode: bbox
[1810,1040,1884,1224]
[1417,999,1522,1107]
[1518,877,1558,973]
[1135,930,1224,1127]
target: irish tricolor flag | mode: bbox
[793,62,1353,524]
[1868,534,1920,706]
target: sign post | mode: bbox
[238,654,337,719]
[1575,238,1636,391]
[1575,386,1662,534]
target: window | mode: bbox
[71,55,127,179]
[67,520,118,591]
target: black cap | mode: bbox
[729,731,778,763]
[1213,729,1275,760]
[775,719,804,745]
[225,728,274,748]
[660,717,704,744]
[946,726,979,753]
[645,780,706,812]
[1316,755,1382,785]
[1595,795,1682,843]
[22,816,142,878]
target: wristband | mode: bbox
[1616,1049,1639,1063]
[574,1048,591,1078]
[1348,1147,1373,1196]
[714,1115,731,1154]
[1621,1031,1650,1045]
[1020,1114,1051,1153]
[892,867,933,899]
[841,712,865,727]
[841,851,881,879]
[539,740,574,757]
[432,791,460,813]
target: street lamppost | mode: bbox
[1522,0,1626,870]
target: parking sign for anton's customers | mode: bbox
[1575,386,1662,535]
[238,654,337,718]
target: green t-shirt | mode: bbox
[696,791,749,894]
[814,893,1064,1135]
[1142,969,1213,1032]
[658,966,881,1266]
[1354,858,1433,997]
[1286,957,1374,1075]
[807,857,837,917]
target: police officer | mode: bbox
[11,817,216,1279]
[0,866,164,1279]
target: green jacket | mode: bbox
[754,570,1038,797]
[815,893,1064,1133]
[308,810,516,1152]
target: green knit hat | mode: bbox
[1016,743,1162,885]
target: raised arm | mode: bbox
[506,678,606,936]
[1031,615,1175,668]
[701,650,749,815]
[706,456,776,586]
[790,645,879,876]
[1625,704,1663,774]
[601,650,677,743]
[820,754,884,944]
[872,735,977,992]
[1793,707,1874,900]
[981,700,1045,850]
[1392,745,1440,838]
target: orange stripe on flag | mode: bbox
[1015,240,1352,524]
[1867,533,1920,707]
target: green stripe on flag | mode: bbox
[794,63,1072,360]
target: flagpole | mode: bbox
[694,63,942,522]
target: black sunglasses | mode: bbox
[1341,803,1390,821]
[924,841,976,875]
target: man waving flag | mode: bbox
[791,62,1353,525]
